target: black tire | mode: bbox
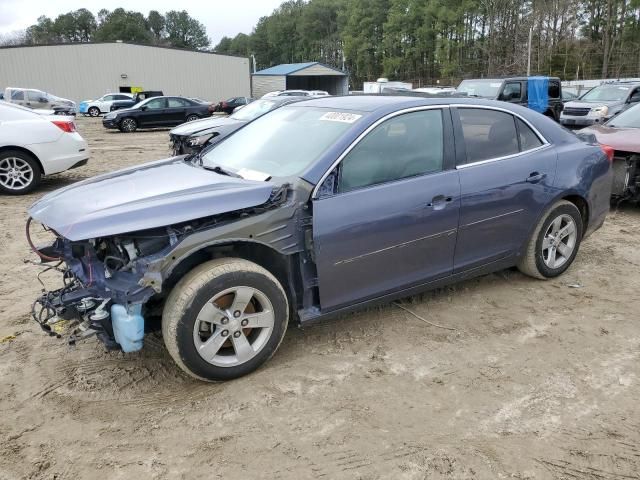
[0,150,42,195]
[518,200,583,279]
[119,117,137,133]
[162,258,289,381]
[186,114,199,122]
[88,106,100,117]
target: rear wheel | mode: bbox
[162,258,289,381]
[88,106,100,117]
[0,150,41,195]
[119,117,137,133]
[518,200,583,279]
[186,114,199,122]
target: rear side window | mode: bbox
[10,90,24,101]
[548,81,560,99]
[458,109,519,163]
[339,109,444,192]
[516,118,543,151]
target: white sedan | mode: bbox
[0,101,89,194]
[78,93,133,117]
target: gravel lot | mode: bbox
[1,116,639,479]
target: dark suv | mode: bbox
[457,77,563,121]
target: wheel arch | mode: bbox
[0,145,44,174]
[561,193,589,235]
[162,240,300,320]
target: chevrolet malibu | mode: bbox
[27,96,611,381]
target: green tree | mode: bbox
[148,10,166,41]
[165,10,210,49]
[94,8,152,43]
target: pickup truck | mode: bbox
[109,91,164,111]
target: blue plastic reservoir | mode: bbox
[111,303,144,352]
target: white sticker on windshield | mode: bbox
[320,112,362,123]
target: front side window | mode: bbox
[458,109,519,163]
[502,83,522,101]
[202,107,358,177]
[145,98,166,109]
[339,110,444,193]
[27,91,42,102]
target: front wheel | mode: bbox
[119,117,137,133]
[162,258,289,381]
[518,200,583,279]
[88,106,100,117]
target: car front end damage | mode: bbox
[27,179,296,353]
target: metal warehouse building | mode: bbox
[252,62,348,98]
[0,42,251,103]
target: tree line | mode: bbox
[0,8,209,50]
[214,0,640,88]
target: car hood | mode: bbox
[170,116,242,136]
[29,158,275,241]
[580,125,640,154]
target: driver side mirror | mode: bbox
[140,105,148,111]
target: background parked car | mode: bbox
[580,103,640,202]
[3,87,76,115]
[109,91,164,111]
[102,96,211,132]
[79,93,134,117]
[169,96,308,155]
[456,77,564,120]
[0,101,88,194]
[210,96,253,114]
[561,81,640,127]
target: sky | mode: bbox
[0,0,285,46]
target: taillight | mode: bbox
[599,144,614,163]
[221,101,228,108]
[52,120,76,133]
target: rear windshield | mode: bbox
[581,85,631,102]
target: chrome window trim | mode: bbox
[312,105,448,199]
[456,144,552,169]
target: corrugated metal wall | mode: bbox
[251,76,286,98]
[0,43,251,103]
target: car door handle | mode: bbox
[427,195,453,208]
[526,172,547,184]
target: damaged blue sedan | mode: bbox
[27,96,612,381]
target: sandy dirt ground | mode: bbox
[1,116,639,480]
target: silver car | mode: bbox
[3,87,76,115]
[560,82,640,127]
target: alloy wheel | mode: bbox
[0,156,34,191]
[542,214,577,269]
[192,286,275,367]
[121,118,136,132]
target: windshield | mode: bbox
[202,107,360,177]
[230,99,277,121]
[457,80,502,98]
[607,104,640,128]
[581,85,630,102]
